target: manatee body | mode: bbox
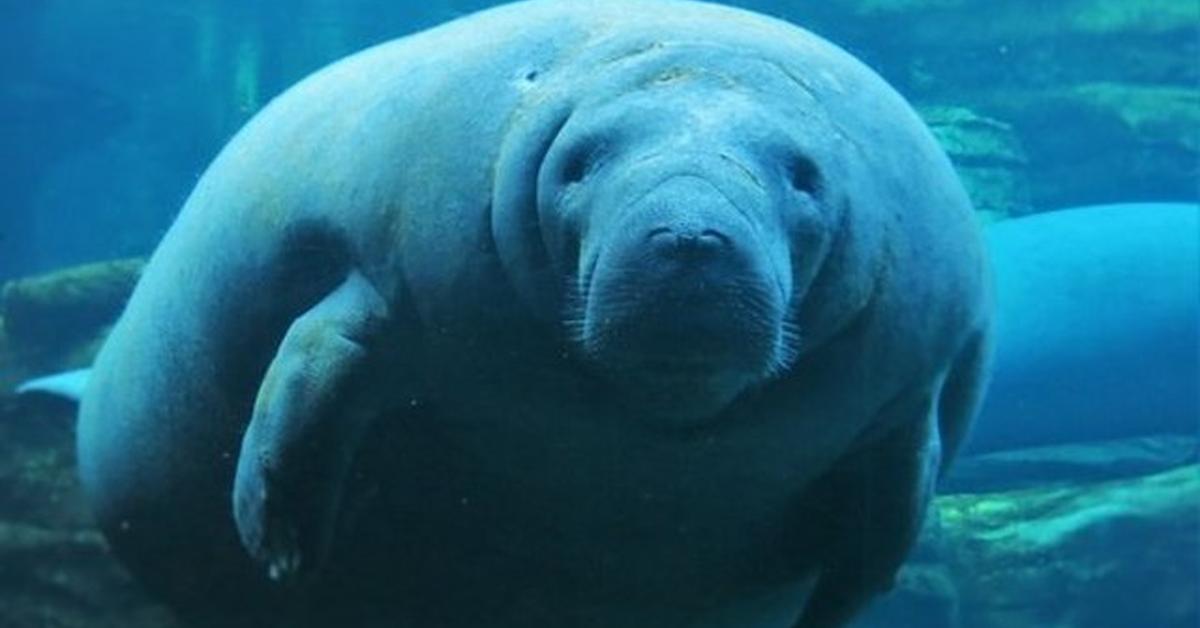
[78,2,991,626]
[969,203,1199,455]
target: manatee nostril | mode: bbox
[646,227,673,242]
[699,229,730,247]
[647,226,731,259]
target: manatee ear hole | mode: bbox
[788,156,823,195]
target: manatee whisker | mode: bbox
[768,316,804,378]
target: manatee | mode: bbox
[968,202,1199,455]
[66,2,991,626]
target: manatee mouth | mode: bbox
[573,322,779,424]
[571,286,791,381]
[566,246,797,422]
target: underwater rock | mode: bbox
[920,106,1031,220]
[0,258,143,374]
[0,394,89,529]
[973,83,1199,209]
[937,464,1199,628]
[860,0,1197,35]
[0,521,179,628]
[0,387,178,628]
[1069,83,1200,154]
[943,435,1200,494]
[836,0,1199,86]
[853,459,1199,628]
[792,0,1199,211]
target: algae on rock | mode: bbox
[0,258,143,373]
[856,437,1199,628]
[0,336,178,628]
[793,0,1200,213]
[937,464,1199,628]
[973,83,1200,209]
[921,106,1032,219]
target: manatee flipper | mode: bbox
[793,386,942,628]
[15,368,91,401]
[934,330,991,474]
[233,270,391,583]
[794,329,989,628]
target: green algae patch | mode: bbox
[0,258,144,372]
[932,464,1199,627]
[1070,82,1200,152]
[921,106,1031,219]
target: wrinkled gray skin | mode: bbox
[78,2,991,627]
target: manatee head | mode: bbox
[495,44,878,425]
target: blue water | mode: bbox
[5,0,1194,282]
[0,1,1197,627]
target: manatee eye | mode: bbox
[562,152,588,184]
[787,155,822,195]
[560,142,606,185]
[561,148,591,185]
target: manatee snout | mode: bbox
[575,170,796,421]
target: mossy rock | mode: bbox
[0,397,86,529]
[0,379,179,628]
[827,0,1199,120]
[1067,0,1200,36]
[936,464,1199,628]
[944,436,1199,494]
[980,83,1200,154]
[974,82,1200,209]
[1069,83,1200,153]
[842,0,1199,41]
[922,106,1027,165]
[921,106,1032,219]
[0,522,179,628]
[0,258,143,373]
[863,460,1198,627]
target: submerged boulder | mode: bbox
[787,0,1200,212]
[944,435,1200,494]
[0,521,177,628]
[973,83,1199,209]
[941,463,1199,628]
[920,106,1032,220]
[0,387,178,628]
[0,258,142,382]
[863,462,1200,628]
